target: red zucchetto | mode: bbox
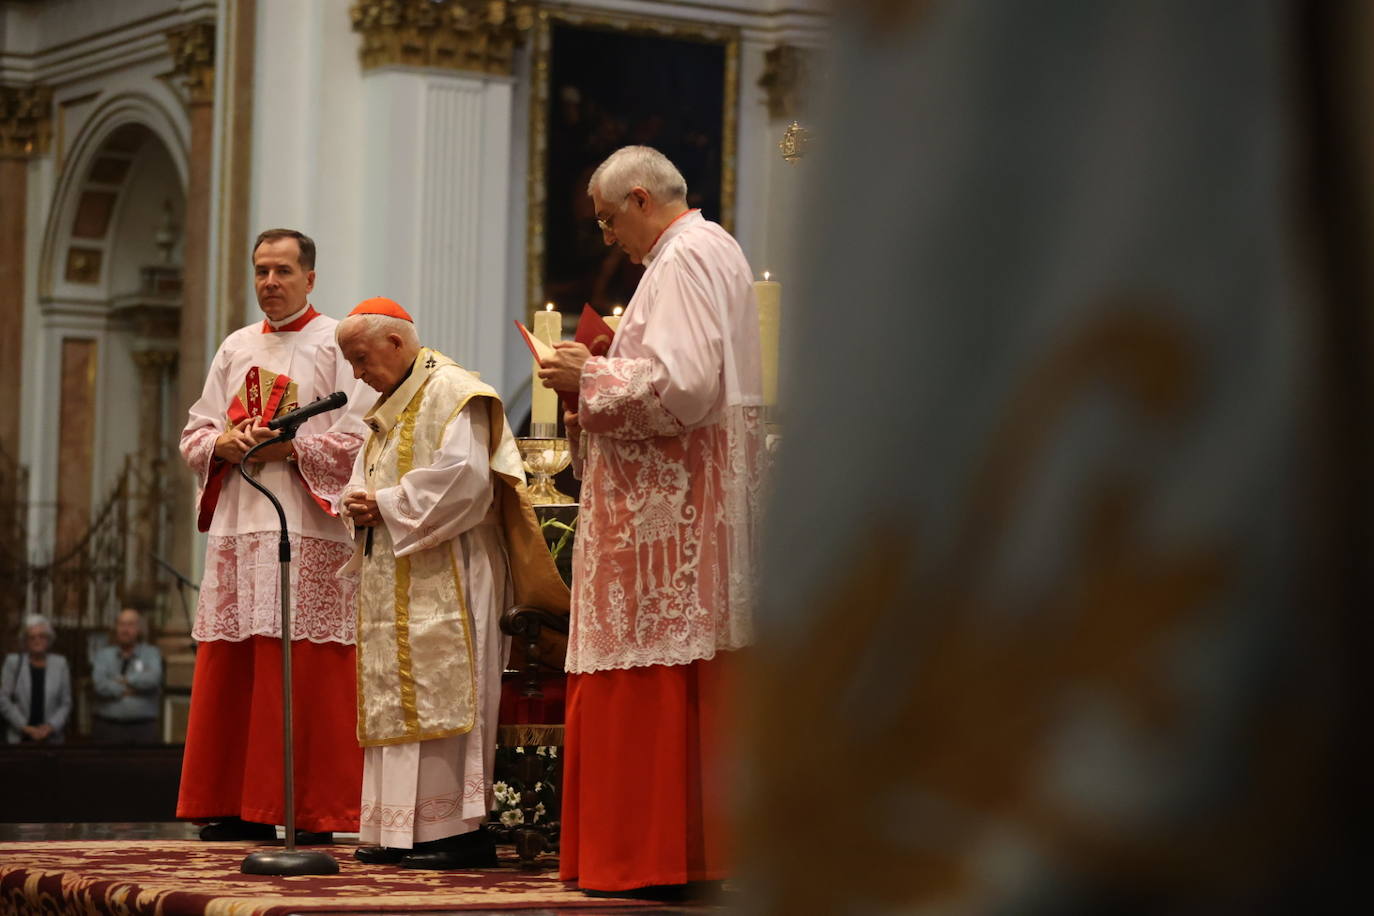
[348,297,413,322]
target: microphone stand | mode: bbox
[236,428,340,876]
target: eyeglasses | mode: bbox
[595,193,633,234]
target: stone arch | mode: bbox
[39,91,189,304]
[28,92,192,619]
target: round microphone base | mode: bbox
[241,849,340,876]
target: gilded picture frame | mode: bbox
[526,5,739,317]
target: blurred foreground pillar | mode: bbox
[740,1,1367,912]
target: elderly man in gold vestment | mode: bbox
[336,297,567,870]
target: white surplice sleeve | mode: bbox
[373,401,493,558]
[578,247,724,439]
[180,338,234,485]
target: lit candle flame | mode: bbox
[763,271,771,281]
[612,305,624,316]
[544,302,555,311]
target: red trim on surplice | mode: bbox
[260,305,320,334]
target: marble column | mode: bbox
[165,22,216,581]
[166,22,216,423]
[351,0,533,381]
[0,86,52,467]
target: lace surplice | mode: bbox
[565,212,767,674]
[179,315,370,644]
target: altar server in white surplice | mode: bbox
[177,229,371,844]
[537,145,766,898]
[336,297,567,871]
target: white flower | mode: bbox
[534,782,543,793]
[534,802,546,822]
[493,782,510,804]
[500,808,525,826]
[515,745,526,754]
[536,746,548,756]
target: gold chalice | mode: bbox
[517,437,573,505]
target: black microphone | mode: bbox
[267,391,348,431]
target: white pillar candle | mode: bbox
[754,273,781,407]
[532,302,561,435]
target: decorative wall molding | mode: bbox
[350,0,536,76]
[758,43,813,122]
[779,119,811,164]
[165,22,216,106]
[0,85,54,159]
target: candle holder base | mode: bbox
[527,472,575,506]
[518,437,573,506]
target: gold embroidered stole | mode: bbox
[354,349,568,747]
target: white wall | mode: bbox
[248,0,363,328]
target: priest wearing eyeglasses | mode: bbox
[538,145,766,899]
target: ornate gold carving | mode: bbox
[350,0,536,76]
[758,44,813,122]
[0,85,54,159]
[166,22,216,105]
[65,247,103,284]
[132,349,179,373]
[115,302,181,342]
[780,121,811,164]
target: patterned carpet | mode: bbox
[0,840,651,915]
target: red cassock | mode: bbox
[560,657,734,890]
[178,637,362,831]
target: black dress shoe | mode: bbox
[292,830,334,846]
[579,889,692,900]
[582,884,689,902]
[198,818,277,842]
[354,845,407,864]
[399,831,498,870]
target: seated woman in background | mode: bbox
[1,614,72,744]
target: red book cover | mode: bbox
[574,304,616,357]
[514,319,556,365]
[517,308,617,413]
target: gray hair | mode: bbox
[588,145,688,204]
[337,313,420,349]
[23,614,55,645]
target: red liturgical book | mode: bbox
[514,319,556,365]
[198,367,334,530]
[515,306,617,412]
[574,304,616,357]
